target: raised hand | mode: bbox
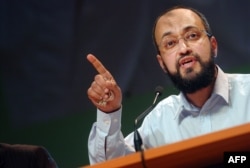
[87,54,122,112]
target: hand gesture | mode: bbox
[87,54,122,113]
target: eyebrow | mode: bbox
[161,31,172,40]
[160,25,199,40]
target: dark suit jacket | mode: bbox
[0,143,58,168]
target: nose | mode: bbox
[177,38,191,55]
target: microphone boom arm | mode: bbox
[134,86,163,152]
[134,92,161,126]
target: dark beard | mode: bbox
[167,55,216,94]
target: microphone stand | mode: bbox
[134,106,155,168]
[134,105,154,152]
[133,88,163,168]
[134,91,161,151]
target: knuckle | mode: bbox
[91,81,96,87]
[87,87,92,95]
[94,74,102,81]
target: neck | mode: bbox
[185,83,214,108]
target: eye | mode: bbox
[163,38,177,49]
[185,31,201,41]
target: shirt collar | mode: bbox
[176,65,229,119]
[213,66,229,103]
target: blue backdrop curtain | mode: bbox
[0,0,249,127]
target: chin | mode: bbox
[180,64,202,77]
[180,67,195,78]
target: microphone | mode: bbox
[134,86,164,152]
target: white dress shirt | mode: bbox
[88,66,250,164]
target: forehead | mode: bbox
[155,9,204,40]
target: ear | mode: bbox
[156,54,167,73]
[210,36,218,58]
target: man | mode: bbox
[87,6,250,164]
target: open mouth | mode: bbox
[179,56,196,67]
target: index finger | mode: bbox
[87,54,109,75]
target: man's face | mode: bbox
[155,9,217,93]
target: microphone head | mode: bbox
[155,85,164,96]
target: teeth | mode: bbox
[183,60,191,65]
[179,57,195,66]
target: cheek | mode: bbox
[161,53,178,72]
[193,41,212,61]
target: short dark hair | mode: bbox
[152,5,213,55]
